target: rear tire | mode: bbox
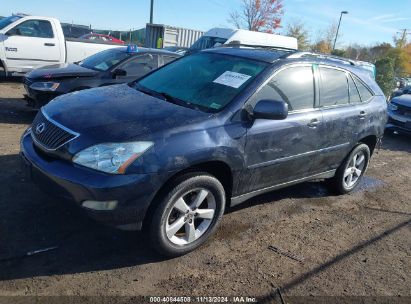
[149,172,225,257]
[329,143,370,194]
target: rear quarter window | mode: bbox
[348,74,361,104]
[352,75,374,102]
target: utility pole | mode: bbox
[150,0,154,24]
[333,11,348,51]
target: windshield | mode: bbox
[0,15,22,30]
[189,36,228,52]
[136,52,268,112]
[79,48,129,71]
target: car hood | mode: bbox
[43,84,211,144]
[392,95,411,108]
[26,63,98,80]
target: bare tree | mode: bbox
[228,0,284,33]
[310,22,338,54]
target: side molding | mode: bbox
[230,170,336,206]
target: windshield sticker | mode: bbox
[213,71,251,89]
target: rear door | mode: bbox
[160,54,179,66]
[240,64,324,194]
[3,18,61,71]
[315,65,358,173]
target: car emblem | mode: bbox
[35,123,46,134]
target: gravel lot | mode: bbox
[0,80,410,303]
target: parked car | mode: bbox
[387,95,411,134]
[163,46,188,55]
[24,46,181,108]
[186,28,298,55]
[21,47,387,257]
[391,85,411,99]
[0,14,120,76]
[80,33,124,44]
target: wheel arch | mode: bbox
[142,160,233,230]
[358,135,377,155]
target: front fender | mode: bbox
[127,122,247,175]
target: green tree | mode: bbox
[386,47,410,77]
[331,49,346,57]
[284,20,310,50]
[375,57,395,97]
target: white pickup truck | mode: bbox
[0,15,120,76]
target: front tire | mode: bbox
[329,143,370,194]
[149,172,225,257]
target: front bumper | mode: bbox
[24,85,61,108]
[387,110,411,134]
[20,133,164,230]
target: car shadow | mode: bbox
[0,97,36,125]
[228,180,334,214]
[0,152,385,282]
[0,154,164,281]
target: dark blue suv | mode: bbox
[21,48,387,256]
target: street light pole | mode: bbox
[150,0,154,24]
[333,11,348,51]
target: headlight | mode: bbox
[30,82,60,91]
[72,142,153,174]
[388,103,398,111]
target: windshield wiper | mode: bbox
[135,84,184,105]
[158,92,185,105]
[133,83,209,112]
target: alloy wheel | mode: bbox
[165,188,216,245]
[343,151,366,188]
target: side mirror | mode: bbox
[112,68,127,78]
[252,99,288,120]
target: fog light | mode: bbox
[82,200,118,211]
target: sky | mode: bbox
[1,0,410,47]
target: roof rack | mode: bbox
[286,52,356,66]
[218,41,298,52]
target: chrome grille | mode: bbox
[31,109,79,150]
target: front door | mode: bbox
[3,19,60,72]
[239,65,323,195]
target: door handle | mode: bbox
[359,111,367,119]
[307,118,320,128]
[44,43,55,46]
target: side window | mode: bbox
[352,75,373,102]
[9,20,54,38]
[119,54,158,78]
[162,56,177,65]
[251,66,315,111]
[348,74,361,104]
[320,67,349,107]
